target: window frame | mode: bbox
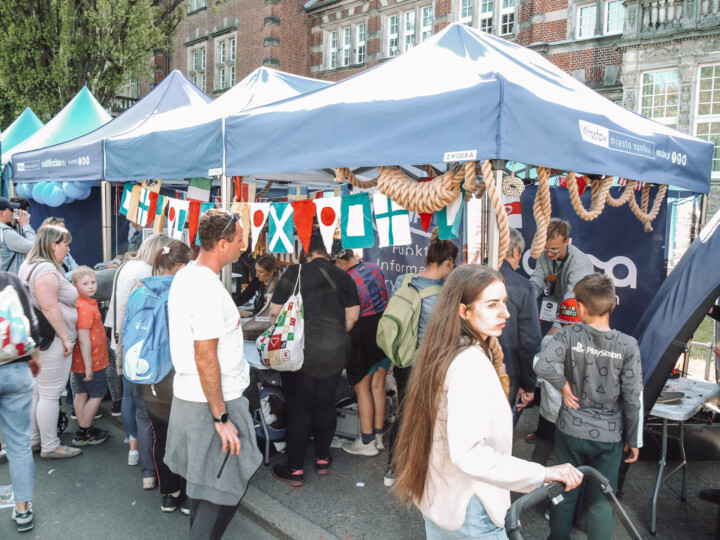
[576,3,598,39]
[388,14,400,57]
[404,11,416,50]
[640,69,680,129]
[460,0,474,25]
[327,30,338,69]
[213,33,236,91]
[342,27,352,67]
[187,44,207,92]
[695,64,720,177]
[421,6,434,41]
[356,23,367,64]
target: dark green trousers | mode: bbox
[548,429,622,540]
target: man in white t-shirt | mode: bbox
[165,209,261,538]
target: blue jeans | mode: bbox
[132,382,156,479]
[121,375,137,439]
[424,497,508,539]
[0,362,35,503]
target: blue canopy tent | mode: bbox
[0,107,44,162]
[633,210,720,411]
[104,67,330,181]
[223,24,713,192]
[3,87,111,176]
[11,71,211,183]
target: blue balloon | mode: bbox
[62,181,86,199]
[43,182,66,207]
[16,183,32,199]
[76,187,92,200]
[32,182,48,205]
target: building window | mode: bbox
[217,41,226,64]
[421,6,434,41]
[500,0,514,34]
[188,45,206,92]
[230,66,236,86]
[641,70,679,128]
[187,0,207,14]
[356,23,367,64]
[389,15,399,57]
[460,0,474,25]
[327,30,338,69]
[214,35,235,91]
[695,65,720,174]
[577,4,597,38]
[230,38,236,62]
[604,0,625,33]
[404,11,416,50]
[342,27,352,67]
[479,0,493,32]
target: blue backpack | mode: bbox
[122,275,174,384]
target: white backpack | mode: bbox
[0,284,36,364]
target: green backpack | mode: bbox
[376,274,443,368]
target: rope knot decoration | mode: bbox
[489,336,510,398]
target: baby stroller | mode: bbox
[505,466,642,539]
[57,397,69,436]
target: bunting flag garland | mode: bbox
[291,200,316,252]
[136,188,153,227]
[152,195,169,233]
[230,201,251,251]
[120,183,133,217]
[502,195,522,229]
[437,188,464,240]
[188,200,202,244]
[268,202,294,254]
[127,185,142,225]
[250,202,271,251]
[418,177,434,232]
[142,179,162,194]
[187,177,212,202]
[146,192,163,228]
[341,193,374,249]
[195,202,216,246]
[558,175,588,195]
[313,197,341,253]
[373,195,411,248]
[166,198,190,240]
[287,186,308,201]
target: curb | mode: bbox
[99,403,338,540]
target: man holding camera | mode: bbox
[0,197,35,274]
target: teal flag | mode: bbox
[268,202,294,253]
[437,188,465,240]
[341,192,374,249]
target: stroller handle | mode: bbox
[505,466,640,540]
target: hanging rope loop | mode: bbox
[489,336,510,398]
[376,164,466,213]
[566,173,613,221]
[606,180,636,207]
[480,160,510,269]
[627,183,667,232]
[530,167,552,258]
[334,168,379,188]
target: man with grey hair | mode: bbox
[498,227,542,411]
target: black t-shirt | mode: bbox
[271,258,359,376]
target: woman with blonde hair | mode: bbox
[19,225,81,459]
[105,232,171,485]
[392,265,583,539]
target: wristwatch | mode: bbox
[213,411,229,424]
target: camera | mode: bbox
[13,209,19,219]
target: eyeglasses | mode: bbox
[545,239,568,255]
[220,211,239,238]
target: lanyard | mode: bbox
[548,256,567,297]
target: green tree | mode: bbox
[0,0,186,129]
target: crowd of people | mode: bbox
[0,194,646,540]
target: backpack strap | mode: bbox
[419,285,443,299]
[111,262,128,335]
[0,226,17,272]
[317,264,337,292]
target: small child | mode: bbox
[70,266,110,446]
[534,273,643,540]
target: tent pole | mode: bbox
[101,181,112,261]
[220,175,233,293]
[486,165,503,269]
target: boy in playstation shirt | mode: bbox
[534,273,643,540]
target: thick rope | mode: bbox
[628,183,667,232]
[334,168,379,189]
[256,180,275,200]
[489,337,510,398]
[480,160,510,269]
[377,165,467,213]
[606,180,636,207]
[566,173,613,221]
[530,167,552,258]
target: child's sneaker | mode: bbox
[72,427,108,446]
[315,455,333,475]
[342,438,379,456]
[12,502,33,533]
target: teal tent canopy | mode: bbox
[0,107,44,159]
[3,87,111,174]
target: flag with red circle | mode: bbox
[249,202,271,251]
[166,198,190,240]
[313,197,341,253]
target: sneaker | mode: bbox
[111,401,122,417]
[72,427,109,447]
[384,468,395,487]
[143,477,156,490]
[12,502,33,533]
[128,449,139,466]
[315,454,333,475]
[180,498,190,516]
[375,433,385,451]
[161,493,181,512]
[342,438,379,457]
[272,464,305,487]
[41,445,82,460]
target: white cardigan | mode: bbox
[417,345,546,530]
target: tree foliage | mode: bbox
[0,0,185,129]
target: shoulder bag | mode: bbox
[23,262,57,351]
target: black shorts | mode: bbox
[73,369,108,398]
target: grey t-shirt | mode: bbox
[392,274,443,346]
[534,324,643,447]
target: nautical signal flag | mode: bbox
[229,201,251,251]
[166,198,190,240]
[120,184,133,217]
[341,193,374,249]
[249,202,270,251]
[268,202,294,254]
[291,200,316,253]
[437,189,464,240]
[373,195,411,248]
[152,194,169,233]
[136,188,153,228]
[187,177,212,202]
[313,197,341,253]
[194,202,216,246]
[501,195,522,229]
